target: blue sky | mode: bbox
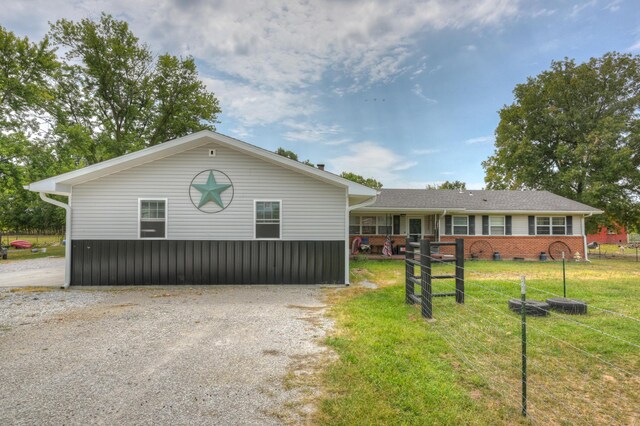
[2,0,639,188]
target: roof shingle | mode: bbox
[364,189,601,213]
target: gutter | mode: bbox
[348,195,378,212]
[39,192,71,288]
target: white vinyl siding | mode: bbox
[437,215,583,236]
[71,144,345,240]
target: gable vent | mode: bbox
[208,149,216,157]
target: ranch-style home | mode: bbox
[349,189,602,260]
[27,130,602,287]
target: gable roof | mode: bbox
[360,189,602,214]
[26,130,378,198]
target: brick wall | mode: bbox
[350,234,585,260]
[440,235,584,260]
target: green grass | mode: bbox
[315,258,639,425]
[1,234,65,261]
[3,245,66,261]
[1,234,63,247]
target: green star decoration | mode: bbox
[191,171,232,208]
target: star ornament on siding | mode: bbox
[192,171,232,208]
[188,169,234,213]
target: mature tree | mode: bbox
[275,147,298,161]
[0,26,62,232]
[483,53,640,231]
[275,147,314,166]
[48,13,220,164]
[339,172,383,190]
[0,15,221,232]
[426,180,467,190]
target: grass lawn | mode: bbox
[3,245,66,261]
[315,258,639,425]
[1,234,65,262]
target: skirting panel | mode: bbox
[71,240,345,285]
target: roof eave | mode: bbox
[25,130,377,197]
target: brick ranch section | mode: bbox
[440,236,584,260]
[350,235,585,260]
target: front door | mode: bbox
[408,217,423,242]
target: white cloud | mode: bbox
[329,141,417,186]
[532,8,556,18]
[464,135,494,144]
[604,0,622,12]
[629,40,640,51]
[203,78,317,127]
[465,44,477,51]
[569,0,597,18]
[282,120,349,145]
[2,0,520,128]
[412,84,438,103]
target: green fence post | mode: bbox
[521,275,527,418]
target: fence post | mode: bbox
[405,237,414,304]
[521,275,527,418]
[455,238,465,304]
[421,239,433,319]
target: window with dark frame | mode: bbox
[489,216,505,235]
[140,199,166,238]
[453,215,468,235]
[256,201,281,239]
[536,216,566,235]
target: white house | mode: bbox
[27,131,378,287]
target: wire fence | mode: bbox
[405,242,640,425]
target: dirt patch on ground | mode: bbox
[0,285,334,425]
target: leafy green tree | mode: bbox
[49,13,220,164]
[483,53,640,231]
[0,15,221,233]
[275,147,314,166]
[275,147,298,161]
[426,180,467,190]
[339,172,383,190]
[0,26,61,232]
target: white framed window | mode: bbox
[360,216,377,235]
[489,216,505,235]
[139,198,167,239]
[349,216,394,235]
[349,216,360,235]
[377,216,392,235]
[255,201,281,239]
[536,216,566,235]
[453,215,468,235]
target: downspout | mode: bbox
[39,192,71,288]
[583,213,592,262]
[344,195,378,285]
[438,210,447,242]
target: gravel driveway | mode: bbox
[0,257,65,287]
[0,285,333,425]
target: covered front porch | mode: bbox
[348,212,440,255]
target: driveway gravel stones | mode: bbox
[0,285,333,425]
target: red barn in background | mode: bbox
[587,226,628,245]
